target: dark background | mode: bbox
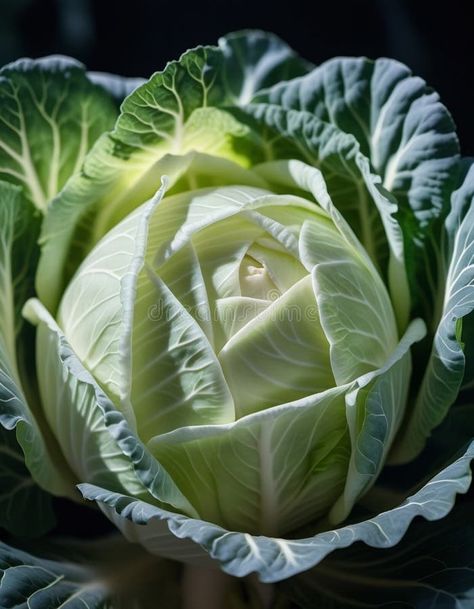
[0,0,473,154]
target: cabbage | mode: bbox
[0,31,472,608]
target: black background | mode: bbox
[0,0,473,154]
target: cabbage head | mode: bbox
[0,31,473,608]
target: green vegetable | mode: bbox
[0,30,473,608]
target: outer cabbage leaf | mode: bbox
[0,543,109,609]
[329,319,425,523]
[392,164,474,462]
[79,436,473,583]
[280,500,474,609]
[256,57,460,321]
[214,29,313,105]
[37,30,310,311]
[24,287,197,517]
[0,536,180,609]
[24,298,153,503]
[0,60,120,523]
[0,182,73,535]
[0,55,117,212]
[283,404,474,607]
[0,54,117,532]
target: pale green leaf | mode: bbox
[130,268,235,439]
[312,254,398,384]
[24,297,196,518]
[57,179,168,424]
[255,160,400,380]
[149,384,349,536]
[330,319,426,522]
[24,299,150,501]
[219,275,333,417]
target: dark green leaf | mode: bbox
[0,182,73,535]
[256,57,460,321]
[0,55,117,212]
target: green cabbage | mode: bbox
[0,30,473,608]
